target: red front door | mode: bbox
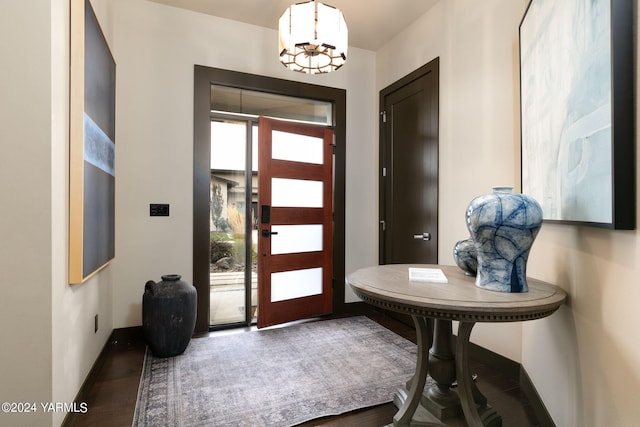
[257,117,334,328]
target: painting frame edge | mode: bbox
[69,0,116,284]
[519,0,635,230]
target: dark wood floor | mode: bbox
[64,310,542,427]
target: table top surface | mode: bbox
[347,264,568,322]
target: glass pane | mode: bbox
[271,268,323,302]
[211,85,333,126]
[210,120,248,326]
[252,125,258,171]
[272,178,323,208]
[271,224,323,255]
[250,125,259,324]
[210,121,245,170]
[272,131,324,164]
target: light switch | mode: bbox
[150,204,170,216]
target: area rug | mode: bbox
[132,316,417,426]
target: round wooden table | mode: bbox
[347,264,567,427]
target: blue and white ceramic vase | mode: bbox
[465,187,543,293]
[453,238,477,276]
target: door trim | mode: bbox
[193,66,346,333]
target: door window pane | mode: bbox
[271,224,323,254]
[272,131,324,164]
[271,268,323,302]
[272,178,323,207]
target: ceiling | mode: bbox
[147,0,439,51]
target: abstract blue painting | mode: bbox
[519,0,635,229]
[70,0,116,283]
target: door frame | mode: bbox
[193,66,346,333]
[379,58,440,265]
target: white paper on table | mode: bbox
[408,267,448,283]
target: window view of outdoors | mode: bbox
[209,121,258,326]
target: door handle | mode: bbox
[261,230,279,237]
[413,232,431,241]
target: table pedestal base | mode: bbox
[392,386,501,427]
[422,387,462,420]
[391,317,502,427]
[392,386,448,427]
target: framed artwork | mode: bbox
[519,0,635,229]
[70,0,116,283]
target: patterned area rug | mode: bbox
[132,316,417,426]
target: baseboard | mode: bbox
[61,339,110,427]
[341,301,374,315]
[61,327,144,427]
[519,366,557,427]
[467,340,521,380]
[374,308,414,327]
[109,325,145,347]
[467,341,555,426]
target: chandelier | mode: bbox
[278,0,348,74]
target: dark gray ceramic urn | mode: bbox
[142,274,197,357]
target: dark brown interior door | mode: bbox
[380,58,439,264]
[257,117,333,328]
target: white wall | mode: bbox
[0,1,54,425]
[110,0,377,326]
[0,1,116,426]
[525,226,640,426]
[379,0,640,425]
